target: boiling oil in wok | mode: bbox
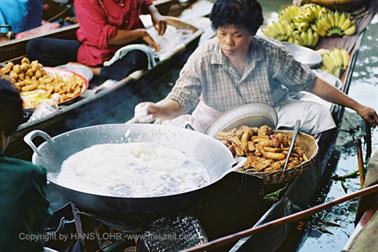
[56,143,210,197]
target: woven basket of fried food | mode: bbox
[216,125,319,185]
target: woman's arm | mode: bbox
[310,78,378,127]
[108,28,160,51]
[108,29,146,45]
[148,5,167,35]
[137,99,184,121]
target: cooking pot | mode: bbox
[24,124,246,218]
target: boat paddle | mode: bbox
[181,183,378,252]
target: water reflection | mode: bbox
[298,13,378,252]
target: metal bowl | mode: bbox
[205,103,278,137]
[281,42,322,69]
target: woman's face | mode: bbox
[216,25,252,58]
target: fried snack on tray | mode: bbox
[0,57,84,109]
[216,125,308,172]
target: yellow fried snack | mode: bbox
[0,57,85,108]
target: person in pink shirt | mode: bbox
[26,0,166,81]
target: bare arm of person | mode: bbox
[142,98,184,120]
[108,28,160,51]
[148,5,167,35]
[310,78,378,127]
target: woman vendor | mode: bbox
[131,0,378,134]
[26,0,167,81]
[0,78,51,252]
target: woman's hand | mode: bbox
[141,30,160,52]
[151,13,167,36]
[127,102,158,124]
[355,105,378,128]
[148,5,167,36]
[126,99,183,124]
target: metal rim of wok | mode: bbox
[24,124,245,216]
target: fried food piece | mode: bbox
[230,136,242,146]
[275,133,290,146]
[261,150,286,160]
[241,129,251,152]
[244,156,273,171]
[232,143,244,156]
[21,83,39,92]
[270,161,282,171]
[217,131,237,141]
[9,71,18,80]
[270,135,281,148]
[258,125,272,136]
[0,62,14,74]
[251,127,259,135]
[247,141,255,151]
[21,57,30,65]
[263,146,282,153]
[252,136,270,143]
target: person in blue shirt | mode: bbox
[0,0,43,34]
[0,78,51,252]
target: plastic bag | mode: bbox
[28,94,60,122]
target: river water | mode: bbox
[297,14,378,252]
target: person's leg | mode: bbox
[99,50,148,81]
[275,99,336,134]
[26,38,81,66]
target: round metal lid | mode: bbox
[205,103,278,137]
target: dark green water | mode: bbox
[297,14,378,252]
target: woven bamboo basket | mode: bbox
[304,0,366,11]
[238,130,319,185]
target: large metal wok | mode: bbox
[24,124,245,219]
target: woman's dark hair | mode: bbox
[210,0,264,35]
[0,78,24,136]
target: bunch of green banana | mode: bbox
[288,29,319,48]
[293,8,318,26]
[301,3,330,18]
[279,5,301,23]
[262,21,294,41]
[312,12,356,37]
[318,48,350,77]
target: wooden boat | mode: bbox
[342,150,378,252]
[0,0,173,56]
[4,16,203,160]
[41,0,175,21]
[226,9,377,252]
[342,208,378,251]
[0,24,79,63]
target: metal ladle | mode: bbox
[283,120,301,173]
